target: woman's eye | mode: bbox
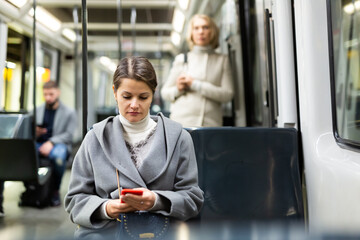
[140,96,148,100]
[122,96,131,99]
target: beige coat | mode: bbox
[161,46,234,127]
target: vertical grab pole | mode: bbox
[73,6,80,115]
[130,7,136,55]
[117,0,122,62]
[81,0,88,139]
[32,0,37,140]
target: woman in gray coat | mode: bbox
[65,56,204,239]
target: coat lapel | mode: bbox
[138,113,181,185]
[99,116,146,188]
[137,117,166,184]
[94,114,181,188]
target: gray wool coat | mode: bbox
[65,113,203,238]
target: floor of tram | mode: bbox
[0,169,75,240]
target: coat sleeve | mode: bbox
[152,130,204,221]
[197,55,234,103]
[50,107,77,145]
[64,131,109,229]
[161,54,186,102]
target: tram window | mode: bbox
[26,45,59,110]
[328,0,360,146]
[2,29,24,112]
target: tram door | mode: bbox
[238,0,278,127]
[264,7,278,127]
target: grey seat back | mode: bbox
[0,113,50,183]
[188,127,304,222]
[0,139,39,181]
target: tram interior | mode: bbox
[1,0,360,239]
[0,1,253,239]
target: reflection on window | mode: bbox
[330,0,360,143]
[2,61,21,111]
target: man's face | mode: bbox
[43,88,60,108]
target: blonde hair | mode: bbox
[186,14,219,50]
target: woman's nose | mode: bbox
[130,99,138,109]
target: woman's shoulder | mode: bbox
[92,115,116,129]
[211,51,228,58]
[153,112,183,131]
[81,116,120,149]
[208,52,229,64]
[160,113,193,137]
[173,53,187,64]
[87,115,118,138]
[188,49,227,59]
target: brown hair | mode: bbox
[113,56,157,94]
[186,14,220,50]
[43,80,59,89]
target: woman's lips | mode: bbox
[128,112,140,116]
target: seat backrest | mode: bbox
[0,113,37,181]
[0,139,39,181]
[188,127,304,222]
[0,112,33,139]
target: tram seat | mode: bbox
[187,127,304,222]
[0,113,51,185]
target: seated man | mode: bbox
[36,80,77,206]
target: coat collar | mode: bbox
[143,113,183,185]
[101,115,147,187]
[137,117,166,184]
[93,113,183,187]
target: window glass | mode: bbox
[3,29,23,112]
[330,0,360,144]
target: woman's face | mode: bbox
[113,78,153,123]
[191,17,211,46]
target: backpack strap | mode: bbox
[183,52,188,64]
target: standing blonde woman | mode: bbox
[161,14,234,127]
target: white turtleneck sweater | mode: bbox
[119,112,157,168]
[119,112,157,145]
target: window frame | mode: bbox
[327,0,360,151]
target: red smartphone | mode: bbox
[120,189,143,203]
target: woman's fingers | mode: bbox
[106,199,137,218]
[121,188,156,211]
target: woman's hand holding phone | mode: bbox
[120,188,156,211]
